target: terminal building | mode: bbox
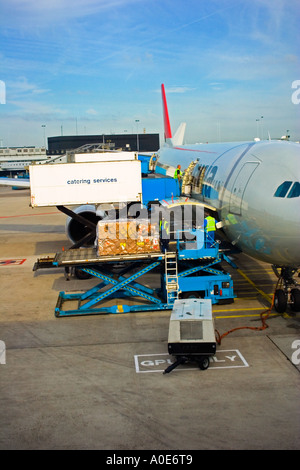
[47,133,160,155]
[0,146,48,174]
[0,133,160,174]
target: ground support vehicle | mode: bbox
[30,151,235,316]
[164,298,216,374]
[34,225,235,317]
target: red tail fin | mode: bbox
[161,84,172,140]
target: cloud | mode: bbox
[86,108,98,115]
[9,77,50,96]
[1,0,138,26]
[156,86,194,94]
[6,98,67,119]
[166,86,194,94]
[209,82,224,90]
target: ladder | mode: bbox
[165,251,179,304]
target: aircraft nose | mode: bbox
[235,161,300,267]
[269,179,300,267]
[246,143,300,267]
[261,187,300,267]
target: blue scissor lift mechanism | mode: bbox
[53,226,235,317]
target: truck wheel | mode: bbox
[74,267,92,279]
[181,291,201,299]
[197,356,210,370]
[274,289,287,313]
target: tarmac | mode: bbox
[0,185,299,450]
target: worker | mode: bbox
[160,218,170,252]
[204,213,216,248]
[174,164,183,196]
[174,164,183,181]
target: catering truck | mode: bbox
[29,153,143,207]
[28,151,179,248]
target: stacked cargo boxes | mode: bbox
[96,219,160,256]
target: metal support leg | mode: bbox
[81,262,161,310]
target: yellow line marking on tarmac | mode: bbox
[215,313,279,319]
[214,307,265,312]
[235,296,257,300]
[236,291,274,296]
[235,280,275,284]
[236,269,274,274]
[237,268,272,304]
[212,267,280,319]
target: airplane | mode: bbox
[156,84,300,313]
[0,83,299,313]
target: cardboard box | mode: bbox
[96,219,160,256]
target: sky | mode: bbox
[0,0,299,148]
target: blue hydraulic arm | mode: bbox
[79,261,162,310]
[178,256,224,279]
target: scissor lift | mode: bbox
[54,249,165,316]
[37,224,235,317]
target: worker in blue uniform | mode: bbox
[204,213,216,248]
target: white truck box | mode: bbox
[29,160,142,207]
[72,151,137,162]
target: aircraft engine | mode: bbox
[65,204,105,246]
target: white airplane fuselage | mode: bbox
[158,139,300,268]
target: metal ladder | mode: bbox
[165,251,179,304]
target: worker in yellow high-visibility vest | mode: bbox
[173,164,183,181]
[204,214,216,248]
[160,219,170,252]
[174,164,183,196]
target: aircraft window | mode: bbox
[274,181,292,197]
[287,182,300,198]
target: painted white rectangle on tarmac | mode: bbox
[134,349,249,373]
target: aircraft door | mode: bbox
[191,164,207,195]
[229,162,259,215]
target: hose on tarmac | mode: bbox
[215,279,280,345]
